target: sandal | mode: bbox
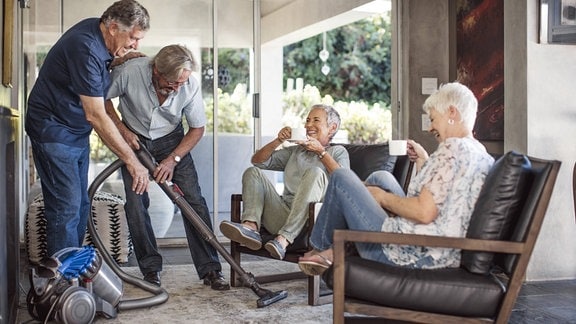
[298,253,333,276]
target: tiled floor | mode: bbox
[159,246,576,324]
[509,279,576,323]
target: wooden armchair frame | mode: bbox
[332,155,560,323]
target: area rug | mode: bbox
[100,261,332,323]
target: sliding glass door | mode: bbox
[21,0,258,241]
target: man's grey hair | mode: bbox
[422,82,478,131]
[101,0,150,32]
[311,104,341,141]
[152,45,197,81]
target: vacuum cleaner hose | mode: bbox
[132,145,288,308]
[87,159,169,311]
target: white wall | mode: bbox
[523,0,576,280]
[504,0,576,281]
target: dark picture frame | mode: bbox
[541,0,576,44]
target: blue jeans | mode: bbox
[30,140,91,256]
[122,125,221,278]
[309,169,405,265]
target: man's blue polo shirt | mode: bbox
[25,18,113,147]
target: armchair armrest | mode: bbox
[311,202,323,221]
[332,229,525,260]
[230,194,243,223]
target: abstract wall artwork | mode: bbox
[456,0,504,141]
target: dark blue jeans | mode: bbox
[122,125,221,279]
[30,139,91,256]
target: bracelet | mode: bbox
[318,151,327,159]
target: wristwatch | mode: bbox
[170,153,181,163]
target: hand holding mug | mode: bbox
[290,127,307,141]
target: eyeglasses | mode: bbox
[166,79,190,87]
[160,74,190,87]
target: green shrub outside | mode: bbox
[280,84,391,144]
[204,84,252,135]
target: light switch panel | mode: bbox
[421,78,437,95]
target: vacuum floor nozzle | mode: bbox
[256,290,289,308]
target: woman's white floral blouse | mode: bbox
[381,137,494,269]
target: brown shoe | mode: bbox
[203,270,230,291]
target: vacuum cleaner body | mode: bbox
[27,246,122,323]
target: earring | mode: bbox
[448,119,454,125]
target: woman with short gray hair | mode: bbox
[220,104,350,260]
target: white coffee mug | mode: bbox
[389,140,407,155]
[290,127,307,140]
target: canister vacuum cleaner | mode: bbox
[27,145,287,323]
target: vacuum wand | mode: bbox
[134,145,287,308]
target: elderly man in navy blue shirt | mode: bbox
[25,0,150,257]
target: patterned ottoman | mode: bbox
[25,191,133,264]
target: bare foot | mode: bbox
[299,248,333,265]
[302,249,319,259]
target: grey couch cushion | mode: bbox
[461,151,532,274]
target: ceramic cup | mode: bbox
[389,140,407,155]
[290,127,307,140]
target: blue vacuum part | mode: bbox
[57,246,97,280]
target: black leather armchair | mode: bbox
[326,151,561,323]
[229,142,414,305]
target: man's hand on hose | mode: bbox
[153,157,177,184]
[126,160,150,194]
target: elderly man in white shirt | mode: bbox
[105,44,229,290]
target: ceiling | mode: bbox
[260,0,295,16]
